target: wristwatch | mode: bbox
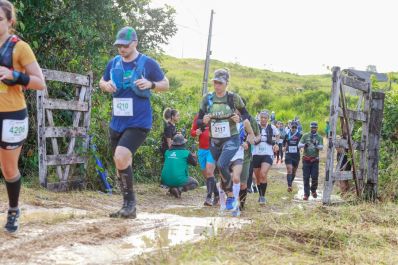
[150,81,156,90]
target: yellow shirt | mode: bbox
[0,40,37,112]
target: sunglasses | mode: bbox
[291,126,297,129]
[116,42,132,49]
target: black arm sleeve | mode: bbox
[238,107,250,121]
[187,153,197,166]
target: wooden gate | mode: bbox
[37,69,93,191]
[323,67,385,204]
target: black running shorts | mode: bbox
[109,127,149,155]
[0,109,28,150]
[252,154,273,168]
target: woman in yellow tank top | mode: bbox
[0,0,46,233]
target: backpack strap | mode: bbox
[134,54,148,79]
[0,35,20,69]
[226,91,235,111]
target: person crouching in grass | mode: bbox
[161,134,199,198]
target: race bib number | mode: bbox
[255,142,268,155]
[211,121,231,138]
[113,98,133,116]
[289,146,298,153]
[2,118,28,143]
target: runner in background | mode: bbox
[283,121,302,192]
[252,111,279,204]
[190,113,219,206]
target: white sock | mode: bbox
[233,183,240,201]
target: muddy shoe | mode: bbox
[204,197,213,206]
[109,200,127,218]
[169,187,181,198]
[213,196,220,206]
[312,192,318,198]
[4,209,20,234]
[121,202,137,219]
[287,187,292,193]
[303,194,309,201]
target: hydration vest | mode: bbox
[0,35,20,86]
[258,124,274,145]
[110,54,151,98]
[205,91,235,114]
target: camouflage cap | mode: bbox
[310,121,318,128]
[114,26,138,46]
[212,69,229,84]
[291,121,299,127]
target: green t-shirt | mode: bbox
[200,92,245,138]
[300,133,323,158]
[161,149,190,187]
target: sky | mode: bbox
[151,0,398,75]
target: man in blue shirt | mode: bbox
[99,26,169,218]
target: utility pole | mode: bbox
[202,10,214,96]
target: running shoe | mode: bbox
[287,187,292,192]
[312,192,318,198]
[204,197,213,206]
[258,196,267,205]
[121,201,137,219]
[225,196,238,211]
[4,209,20,233]
[169,187,181,198]
[303,194,309,201]
[212,196,220,206]
[232,207,241,217]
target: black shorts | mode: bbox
[109,127,149,155]
[285,155,300,168]
[252,155,273,168]
[0,109,28,150]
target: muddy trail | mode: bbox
[0,148,333,264]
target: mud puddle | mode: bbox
[1,207,250,265]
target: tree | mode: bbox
[11,0,177,183]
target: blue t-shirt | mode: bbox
[103,53,165,132]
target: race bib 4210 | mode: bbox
[2,118,28,143]
[113,98,133,116]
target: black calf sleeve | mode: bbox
[5,176,21,209]
[118,166,134,201]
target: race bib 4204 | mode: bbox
[113,98,133,116]
[211,121,231,138]
[2,118,28,143]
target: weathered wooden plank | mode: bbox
[44,87,64,180]
[342,75,369,92]
[46,179,85,192]
[333,171,362,181]
[46,155,87,166]
[44,127,88,138]
[62,86,87,181]
[323,67,341,204]
[337,108,367,122]
[43,99,88,111]
[365,91,385,200]
[37,90,48,187]
[43,69,90,86]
